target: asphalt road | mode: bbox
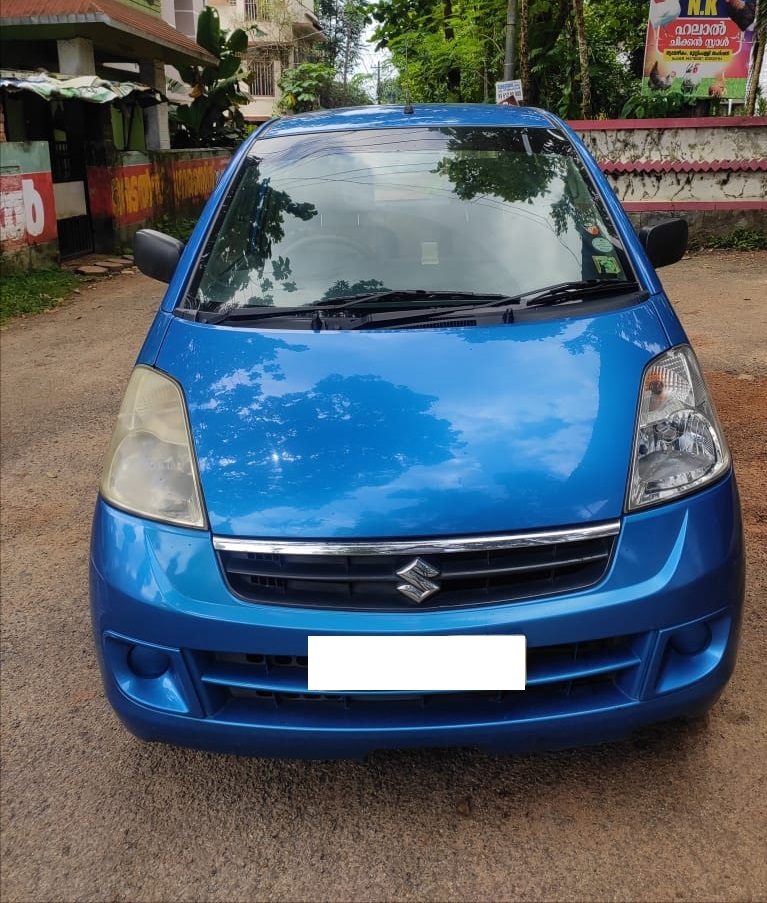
[1,252,766,902]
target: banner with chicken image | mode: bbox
[643,0,756,100]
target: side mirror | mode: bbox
[133,229,185,283]
[638,218,688,269]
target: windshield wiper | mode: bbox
[193,290,520,326]
[347,280,643,325]
[191,280,641,328]
[318,280,641,314]
[196,302,505,330]
[195,305,313,325]
[512,279,641,309]
[313,290,518,310]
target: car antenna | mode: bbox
[403,41,414,114]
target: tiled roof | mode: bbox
[0,0,215,66]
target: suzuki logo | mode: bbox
[395,558,441,604]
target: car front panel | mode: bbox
[90,471,744,758]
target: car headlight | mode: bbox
[627,345,730,511]
[100,366,206,528]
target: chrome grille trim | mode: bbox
[212,520,621,557]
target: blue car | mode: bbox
[90,104,744,758]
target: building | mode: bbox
[210,0,324,123]
[0,0,228,262]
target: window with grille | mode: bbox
[244,0,258,19]
[248,60,275,97]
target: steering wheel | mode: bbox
[279,234,371,263]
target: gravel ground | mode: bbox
[1,251,766,903]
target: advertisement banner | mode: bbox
[642,0,756,99]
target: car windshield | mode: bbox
[189,126,631,314]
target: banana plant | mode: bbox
[171,7,251,147]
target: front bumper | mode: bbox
[89,474,744,758]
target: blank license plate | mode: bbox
[308,635,526,692]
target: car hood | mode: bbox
[155,307,669,538]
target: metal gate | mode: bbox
[50,102,94,259]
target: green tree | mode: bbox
[316,0,370,97]
[277,62,336,112]
[571,0,591,117]
[521,0,647,117]
[323,72,377,106]
[170,7,250,147]
[369,0,650,117]
[277,63,374,112]
[371,0,505,103]
[375,59,407,103]
[745,0,765,115]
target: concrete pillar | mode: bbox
[139,59,171,150]
[57,38,96,76]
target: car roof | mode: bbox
[258,103,560,138]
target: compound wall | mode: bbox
[0,143,231,266]
[0,141,58,268]
[570,116,767,241]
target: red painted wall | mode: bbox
[0,170,57,250]
[87,154,230,230]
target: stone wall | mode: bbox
[569,116,767,242]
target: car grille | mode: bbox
[214,523,619,611]
[188,634,645,728]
